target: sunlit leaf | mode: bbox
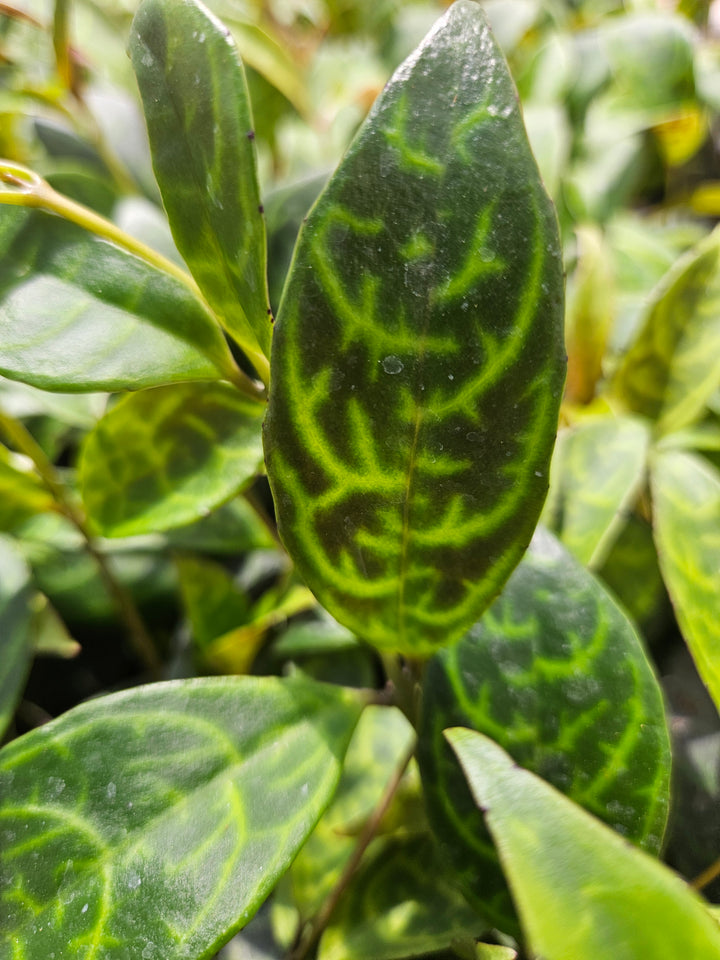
[0,675,365,959]
[79,383,264,537]
[264,1,565,656]
[652,450,720,713]
[418,529,671,931]
[0,207,235,392]
[130,0,272,373]
[0,535,34,737]
[447,729,720,960]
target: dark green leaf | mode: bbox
[79,383,264,537]
[612,226,720,434]
[130,0,272,373]
[0,535,34,737]
[652,450,720,712]
[0,675,365,959]
[417,529,671,931]
[264,1,565,656]
[447,729,720,960]
[0,207,236,392]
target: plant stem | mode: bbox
[288,737,417,960]
[0,161,268,396]
[691,856,720,892]
[0,409,162,676]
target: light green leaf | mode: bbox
[418,528,671,931]
[0,675,365,960]
[0,535,34,737]
[447,729,720,960]
[0,443,56,533]
[79,382,264,538]
[652,450,720,713]
[30,594,80,659]
[264,1,565,656]
[317,834,485,960]
[612,226,720,434]
[227,19,309,118]
[129,0,272,376]
[564,225,614,405]
[277,705,415,930]
[552,415,650,568]
[0,206,235,392]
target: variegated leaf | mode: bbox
[264,1,565,655]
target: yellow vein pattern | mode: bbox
[265,1,565,656]
[0,677,363,960]
[417,530,671,932]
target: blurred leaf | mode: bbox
[652,450,720,713]
[447,729,720,960]
[163,496,275,553]
[227,20,309,117]
[564,225,614,405]
[613,225,720,434]
[653,107,708,167]
[0,443,56,532]
[277,705,416,930]
[176,554,252,650]
[522,103,571,199]
[265,2,565,656]
[0,535,34,737]
[318,835,484,960]
[79,383,264,538]
[113,195,184,267]
[0,206,235,392]
[272,610,358,659]
[30,593,80,659]
[597,512,668,637]
[130,0,272,372]
[418,529,671,930]
[552,415,650,568]
[0,675,365,959]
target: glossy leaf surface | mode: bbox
[0,676,364,960]
[265,1,565,655]
[418,529,670,929]
[552,415,650,567]
[79,383,264,537]
[0,536,34,737]
[0,207,235,392]
[652,451,720,712]
[612,226,720,434]
[318,835,484,960]
[448,729,720,960]
[130,0,272,369]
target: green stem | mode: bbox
[0,409,162,677]
[0,161,268,399]
[288,737,417,960]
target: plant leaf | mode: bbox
[317,834,484,960]
[612,225,720,434]
[0,675,365,960]
[129,0,272,372]
[264,1,565,656]
[0,206,235,392]
[417,528,671,931]
[79,382,264,537]
[0,535,34,737]
[552,414,650,568]
[0,443,56,532]
[651,450,720,713]
[447,729,720,960]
